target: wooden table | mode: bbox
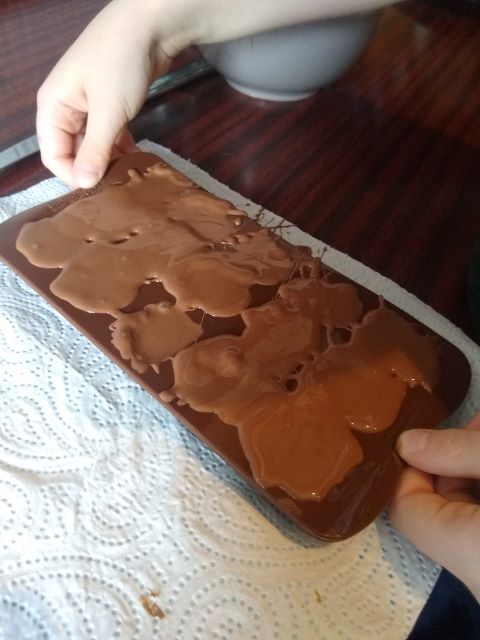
[1,0,480,338]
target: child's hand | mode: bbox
[37,0,395,188]
[36,0,193,188]
[390,412,480,601]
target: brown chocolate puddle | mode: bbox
[17,164,293,317]
[16,159,441,506]
[165,284,438,501]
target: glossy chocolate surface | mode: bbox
[0,152,471,540]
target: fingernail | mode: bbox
[397,429,430,455]
[74,166,100,189]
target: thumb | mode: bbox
[389,464,480,599]
[73,104,125,188]
[397,426,480,479]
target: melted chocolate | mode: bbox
[17,164,294,317]
[16,161,441,503]
[2,152,470,540]
[166,282,438,500]
[110,302,203,374]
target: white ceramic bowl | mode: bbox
[200,12,379,101]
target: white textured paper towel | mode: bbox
[0,140,479,640]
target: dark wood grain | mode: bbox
[0,0,110,150]
[1,0,480,339]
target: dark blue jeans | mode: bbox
[410,237,480,639]
[409,571,480,640]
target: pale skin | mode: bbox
[390,414,480,602]
[36,0,395,188]
[36,0,480,601]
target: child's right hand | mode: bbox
[36,0,187,189]
[390,412,480,601]
[37,0,395,189]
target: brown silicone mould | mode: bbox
[0,152,471,541]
